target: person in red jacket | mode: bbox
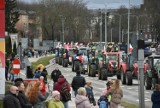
[54,75,70,108]
[39,76,46,96]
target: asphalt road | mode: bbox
[46,63,153,108]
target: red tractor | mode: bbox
[119,54,149,85]
[98,52,120,80]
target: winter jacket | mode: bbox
[75,94,91,108]
[71,75,86,91]
[33,92,49,108]
[48,99,64,108]
[18,91,32,108]
[54,77,70,92]
[51,69,62,82]
[107,88,123,104]
[41,70,48,83]
[3,92,22,108]
[151,91,160,108]
[40,80,46,96]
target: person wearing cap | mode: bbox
[48,90,64,108]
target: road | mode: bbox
[46,63,153,108]
[21,56,152,108]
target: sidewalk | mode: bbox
[20,56,125,108]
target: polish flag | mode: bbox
[129,44,133,52]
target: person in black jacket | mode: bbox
[15,81,32,108]
[41,67,48,84]
[71,70,86,96]
[3,86,22,108]
[151,84,160,108]
[51,67,62,89]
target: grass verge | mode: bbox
[31,55,54,71]
[121,101,138,108]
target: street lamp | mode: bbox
[59,15,65,45]
[127,0,130,55]
[105,5,108,47]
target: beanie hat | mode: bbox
[52,90,60,98]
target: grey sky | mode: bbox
[22,0,144,9]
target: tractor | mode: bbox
[87,43,103,77]
[71,47,89,73]
[98,52,120,80]
[62,48,75,67]
[145,55,160,90]
[55,48,64,65]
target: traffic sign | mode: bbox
[13,58,20,74]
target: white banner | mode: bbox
[21,38,28,49]
[33,38,39,49]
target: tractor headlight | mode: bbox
[111,64,114,67]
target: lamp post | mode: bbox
[99,9,102,42]
[105,5,108,47]
[127,0,130,55]
[60,15,65,45]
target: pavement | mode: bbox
[19,55,125,108]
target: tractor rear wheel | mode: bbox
[126,72,133,85]
[64,59,68,67]
[101,68,107,80]
[121,68,126,84]
[90,64,96,77]
[145,74,152,90]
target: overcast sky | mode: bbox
[22,0,144,9]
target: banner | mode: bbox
[0,0,5,10]
[0,39,5,96]
[0,10,5,37]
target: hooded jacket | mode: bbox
[48,99,64,108]
[151,91,160,108]
[54,77,70,92]
[75,94,91,108]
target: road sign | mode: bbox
[13,58,20,74]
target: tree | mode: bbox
[5,0,19,33]
[13,42,17,55]
[5,36,12,57]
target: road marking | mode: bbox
[127,87,133,90]
[136,98,151,102]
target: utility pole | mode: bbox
[111,28,113,42]
[61,16,65,45]
[105,6,107,47]
[127,0,130,55]
[100,9,102,42]
[119,15,121,43]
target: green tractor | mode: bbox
[87,44,103,77]
[145,55,160,90]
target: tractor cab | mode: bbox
[145,55,160,90]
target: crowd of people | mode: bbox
[4,54,125,108]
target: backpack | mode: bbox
[60,82,71,102]
[34,71,41,78]
[99,101,107,108]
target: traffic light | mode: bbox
[144,41,152,57]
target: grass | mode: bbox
[121,101,138,108]
[31,55,54,71]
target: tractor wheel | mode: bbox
[64,59,68,67]
[55,57,59,63]
[59,57,62,65]
[90,64,96,77]
[145,74,152,90]
[74,61,79,71]
[126,72,133,85]
[101,68,107,80]
[88,65,90,76]
[72,61,74,72]
[120,68,126,84]
[98,69,101,80]
[79,64,84,74]
[117,69,121,79]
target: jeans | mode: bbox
[62,101,69,108]
[9,73,14,82]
